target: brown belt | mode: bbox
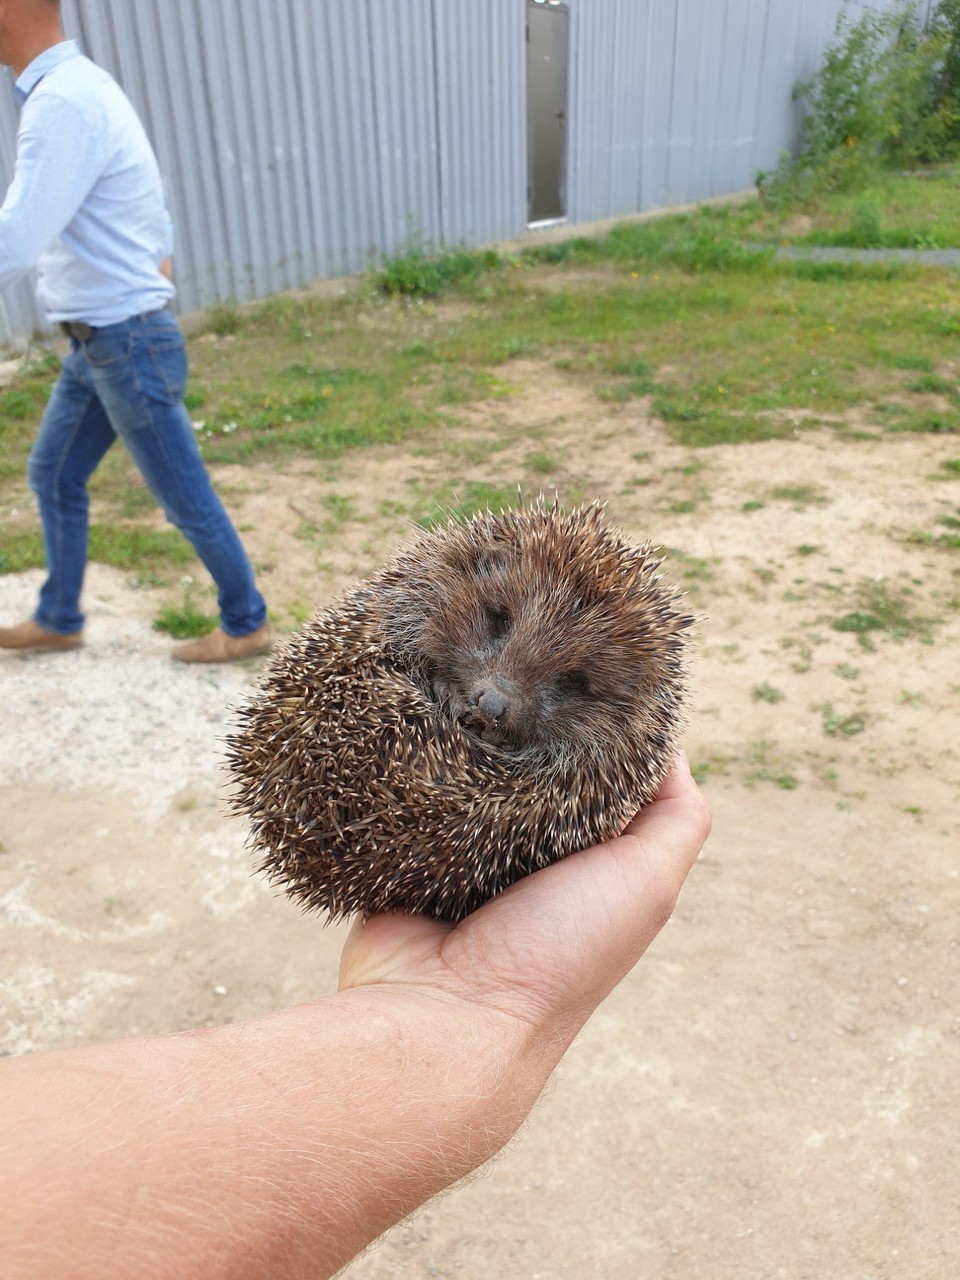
[60,305,172,344]
[60,321,94,342]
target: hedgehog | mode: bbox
[226,499,693,923]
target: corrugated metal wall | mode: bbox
[0,0,937,345]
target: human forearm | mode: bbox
[0,991,536,1280]
[1,759,709,1279]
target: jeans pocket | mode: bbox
[138,338,188,405]
[83,330,130,367]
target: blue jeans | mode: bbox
[27,309,267,637]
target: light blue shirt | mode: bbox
[0,41,175,325]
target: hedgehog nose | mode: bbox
[474,686,510,723]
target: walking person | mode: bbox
[0,0,273,663]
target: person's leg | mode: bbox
[26,346,117,635]
[82,312,268,637]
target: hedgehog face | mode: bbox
[379,510,684,767]
[425,597,660,762]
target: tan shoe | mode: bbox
[0,618,83,653]
[171,621,274,664]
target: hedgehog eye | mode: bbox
[484,607,512,640]
[555,670,590,697]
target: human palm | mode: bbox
[339,755,710,1059]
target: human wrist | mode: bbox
[329,983,553,1155]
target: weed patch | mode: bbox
[771,485,829,506]
[833,578,933,644]
[374,242,500,298]
[153,605,218,639]
[821,703,868,737]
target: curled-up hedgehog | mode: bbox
[226,499,694,923]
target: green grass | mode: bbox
[730,171,960,250]
[153,605,218,639]
[0,523,193,578]
[414,482,522,530]
[0,529,45,573]
[4,170,960,585]
[771,485,829,507]
[373,242,501,298]
[752,682,785,704]
[906,527,960,550]
[525,450,558,475]
[821,704,868,737]
[122,220,960,466]
[89,527,195,574]
[907,373,955,394]
[833,579,934,646]
[0,351,59,478]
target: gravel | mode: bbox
[0,568,256,826]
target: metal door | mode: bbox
[526,0,569,224]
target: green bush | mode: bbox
[374,241,500,298]
[761,1,960,202]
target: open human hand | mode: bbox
[339,751,711,1063]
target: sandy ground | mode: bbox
[1,359,959,1278]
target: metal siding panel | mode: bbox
[224,0,279,298]
[500,0,527,238]
[566,0,590,223]
[148,0,234,311]
[710,0,752,195]
[607,1,646,218]
[313,1,382,275]
[274,12,320,284]
[288,0,338,279]
[194,1,260,299]
[569,0,614,224]
[688,0,728,201]
[246,0,308,295]
[570,0,648,223]
[114,0,215,313]
[753,0,807,175]
[369,0,441,253]
[666,0,699,206]
[589,0,617,221]
[640,1,678,211]
[436,0,525,246]
[726,0,769,192]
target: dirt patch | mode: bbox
[2,361,958,1278]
